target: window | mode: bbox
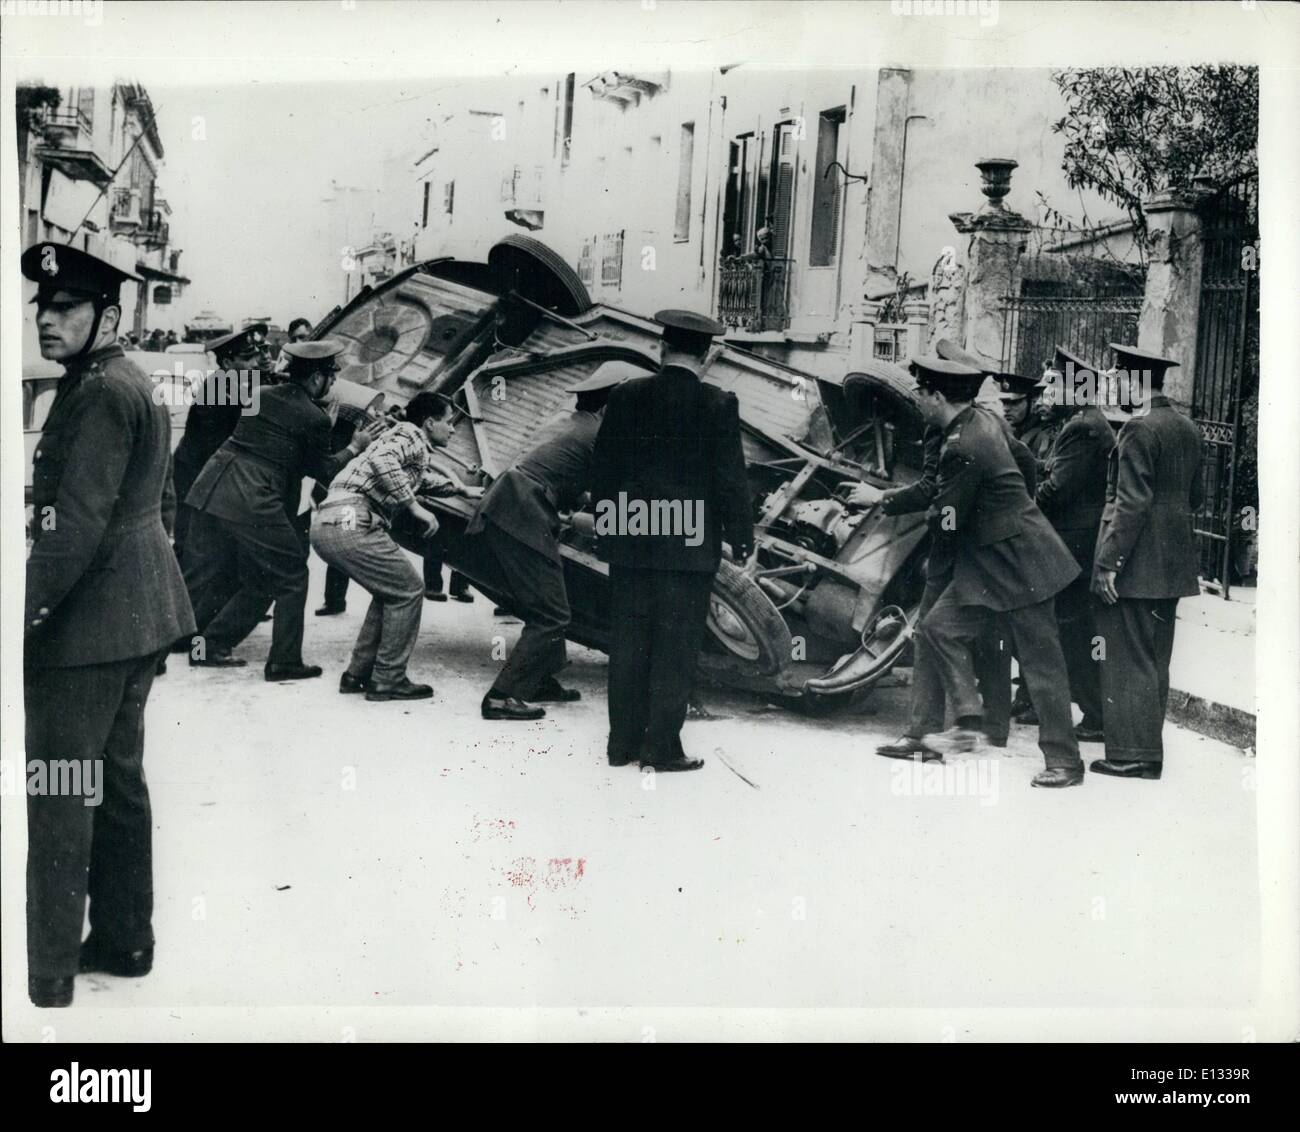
[721,133,756,257]
[421,181,431,228]
[809,108,847,267]
[561,73,575,166]
[674,122,695,243]
[444,181,455,215]
[77,86,94,130]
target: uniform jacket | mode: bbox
[1094,395,1203,599]
[186,382,351,526]
[26,344,195,668]
[590,362,753,572]
[1019,414,1061,478]
[927,405,1078,612]
[467,409,601,559]
[1035,404,1115,569]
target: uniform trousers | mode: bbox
[1094,597,1179,763]
[182,509,308,670]
[1056,572,1105,728]
[908,575,1013,743]
[607,565,715,763]
[923,592,1082,770]
[480,523,570,699]
[26,652,162,979]
[310,500,424,686]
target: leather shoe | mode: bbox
[481,694,545,720]
[607,750,636,767]
[79,936,153,977]
[339,671,370,694]
[1090,758,1161,780]
[425,590,448,602]
[1032,766,1085,788]
[532,677,581,703]
[1075,725,1105,743]
[452,592,474,603]
[366,678,434,702]
[640,755,705,772]
[265,663,323,682]
[190,648,246,668]
[1014,707,1040,725]
[876,735,942,761]
[29,976,74,1008]
[315,603,346,616]
[919,726,986,758]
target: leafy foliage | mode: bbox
[1051,66,1258,249]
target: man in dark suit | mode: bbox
[1091,344,1203,779]
[911,356,1085,788]
[182,340,382,678]
[1036,346,1115,742]
[467,362,633,720]
[21,243,196,1008]
[590,312,754,772]
[170,324,267,568]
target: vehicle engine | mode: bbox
[763,494,863,560]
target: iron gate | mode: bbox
[1192,173,1258,598]
[999,293,1143,380]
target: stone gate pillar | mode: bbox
[1138,188,1205,413]
[847,300,883,371]
[948,158,1031,371]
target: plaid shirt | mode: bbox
[327,422,457,524]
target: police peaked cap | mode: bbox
[22,242,141,306]
[209,323,269,357]
[283,338,346,364]
[1108,343,1180,376]
[567,360,645,393]
[655,309,724,352]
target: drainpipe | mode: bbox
[894,113,928,268]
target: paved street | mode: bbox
[21,555,1252,1031]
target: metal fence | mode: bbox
[1192,173,1258,597]
[999,293,1143,378]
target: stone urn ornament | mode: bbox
[976,158,1019,213]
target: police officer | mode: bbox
[1090,344,1202,779]
[591,312,754,772]
[910,355,1085,788]
[1019,362,1062,475]
[467,361,634,720]
[170,323,268,565]
[21,242,196,1008]
[182,339,382,677]
[1036,345,1115,742]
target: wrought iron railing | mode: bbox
[718,255,792,333]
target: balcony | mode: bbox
[110,187,141,231]
[718,256,792,333]
[42,108,93,145]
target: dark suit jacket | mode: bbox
[1094,395,1203,599]
[927,405,1079,611]
[186,382,351,526]
[26,345,196,667]
[468,409,601,559]
[590,362,753,572]
[171,369,256,502]
[1035,404,1115,569]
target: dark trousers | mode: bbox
[1057,573,1104,728]
[482,524,570,699]
[26,652,162,980]
[323,563,350,609]
[923,592,1082,770]
[423,553,469,596]
[182,509,308,670]
[607,565,715,763]
[908,575,1012,743]
[1095,597,1179,763]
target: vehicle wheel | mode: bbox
[704,561,792,677]
[487,234,593,316]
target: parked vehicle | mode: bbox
[313,236,932,711]
[184,310,232,343]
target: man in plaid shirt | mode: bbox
[311,393,480,701]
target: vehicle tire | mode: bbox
[487,234,593,316]
[704,561,793,677]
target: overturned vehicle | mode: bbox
[314,236,932,712]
